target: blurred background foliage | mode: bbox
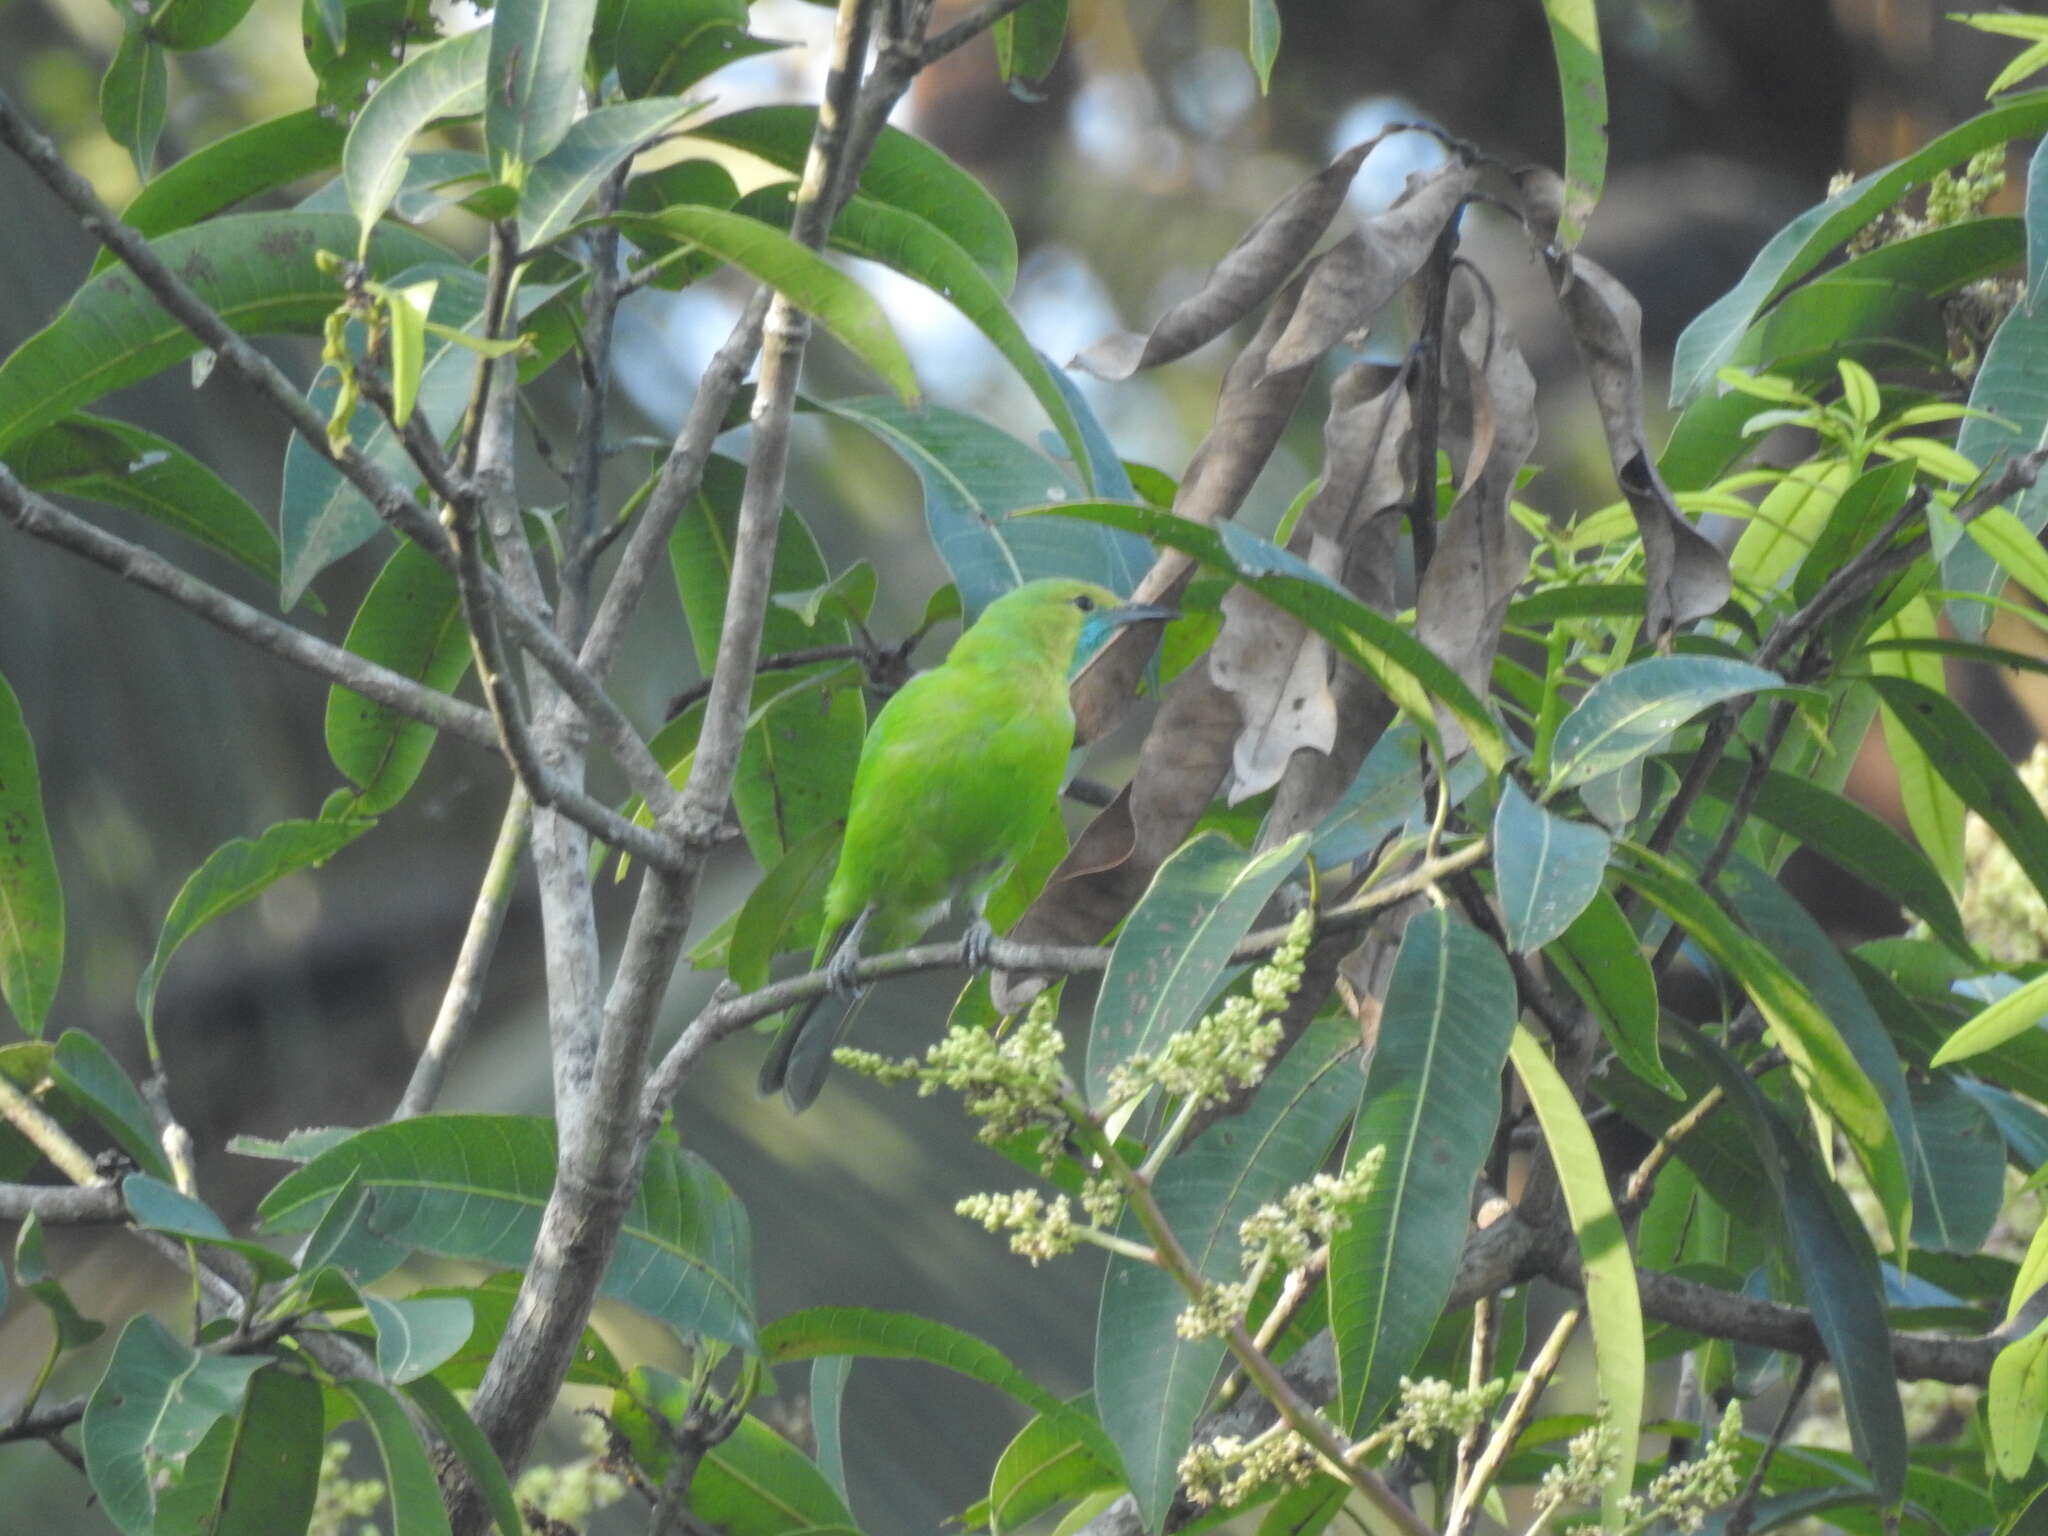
[0,1,2026,1528]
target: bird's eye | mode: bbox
[1072,594,1096,613]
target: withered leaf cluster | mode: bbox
[991,132,1731,1019]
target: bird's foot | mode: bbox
[825,943,863,997]
[960,919,998,971]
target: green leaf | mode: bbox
[1909,1075,2006,1254]
[1963,502,2048,620]
[1493,778,1611,953]
[0,670,62,1037]
[1087,831,1306,1108]
[1683,1027,1906,1503]
[1731,459,1853,598]
[1700,845,1918,1256]
[362,1292,473,1382]
[613,0,780,99]
[123,1173,298,1280]
[1866,672,2048,909]
[632,1395,858,1536]
[761,1307,1117,1474]
[344,28,488,251]
[808,1355,851,1505]
[1992,1318,2048,1479]
[615,207,915,401]
[259,1114,757,1350]
[1546,655,1788,791]
[100,25,167,180]
[16,1212,104,1348]
[486,0,601,180]
[1680,753,1970,953]
[774,562,876,630]
[1246,0,1280,92]
[1550,889,1676,1096]
[1024,499,1508,770]
[666,456,864,866]
[1331,911,1517,1431]
[147,0,259,50]
[325,541,473,816]
[993,0,1066,90]
[137,816,373,1035]
[1099,1018,1359,1528]
[727,820,840,991]
[821,404,1152,619]
[1539,0,1606,249]
[402,1376,525,1536]
[1510,1025,1641,1526]
[82,1316,267,1536]
[984,1394,1117,1535]
[1792,459,1918,608]
[338,1379,453,1536]
[407,1273,622,1390]
[0,213,449,457]
[1932,971,2048,1067]
[1952,266,2048,638]
[94,111,349,275]
[520,96,701,250]
[1670,89,2048,406]
[50,1030,170,1179]
[689,106,1017,291]
[9,413,283,588]
[153,1365,322,1536]
[732,184,1092,488]
[1617,846,1911,1254]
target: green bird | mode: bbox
[759,576,1173,1110]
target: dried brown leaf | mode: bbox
[1415,270,1537,754]
[1072,271,1319,745]
[1263,161,1479,378]
[1070,139,1381,380]
[1550,253,1731,640]
[1209,535,1342,804]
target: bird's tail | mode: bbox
[758,918,860,1111]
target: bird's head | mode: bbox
[964,578,1177,671]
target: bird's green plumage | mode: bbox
[761,577,1130,1108]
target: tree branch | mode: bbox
[0,1182,124,1223]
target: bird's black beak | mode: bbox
[1099,602,1178,629]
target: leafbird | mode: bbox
[759,576,1174,1109]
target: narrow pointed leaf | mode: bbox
[1866,673,2048,905]
[362,1292,473,1382]
[1510,1025,1641,1525]
[1991,1319,2048,1479]
[1551,889,1676,1096]
[94,111,348,274]
[0,214,449,456]
[761,1306,1118,1473]
[1331,911,1517,1430]
[10,413,283,587]
[82,1316,267,1536]
[822,402,1150,617]
[123,1173,297,1280]
[259,1114,756,1350]
[326,541,474,816]
[486,0,601,178]
[1493,778,1611,952]
[0,671,62,1036]
[984,1394,1117,1534]
[1932,971,2048,1067]
[402,1376,525,1536]
[993,0,1066,89]
[617,207,915,400]
[137,816,374,1034]
[809,1355,852,1504]
[1547,656,1787,791]
[343,28,489,249]
[1247,0,1280,92]
[520,95,700,249]
[1618,847,1909,1251]
[100,25,167,180]
[1952,265,2048,638]
[1540,0,1606,248]
[338,1379,453,1536]
[16,1212,104,1348]
[1908,1076,2005,1254]
[51,1030,170,1179]
[1671,89,2048,405]
[689,106,1017,291]
[1100,1018,1360,1528]
[1087,831,1306,1107]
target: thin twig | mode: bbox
[397,790,535,1118]
[0,1182,124,1223]
[561,162,633,642]
[0,1077,101,1187]
[915,0,1042,64]
[1618,1085,1727,1218]
[1443,1308,1581,1536]
[1723,1357,1817,1536]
